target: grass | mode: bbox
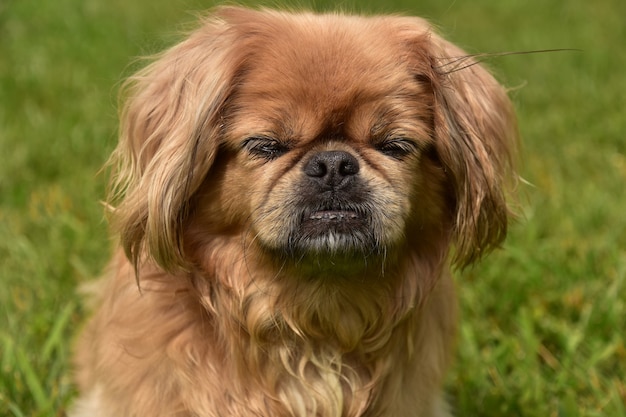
[1,0,624,415]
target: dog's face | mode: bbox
[112,8,516,278]
[214,29,446,264]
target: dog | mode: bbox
[71,6,517,417]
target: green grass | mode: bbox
[1,0,624,415]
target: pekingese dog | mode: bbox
[71,6,518,417]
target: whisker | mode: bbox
[436,49,581,74]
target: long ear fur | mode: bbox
[430,34,518,267]
[402,20,518,268]
[108,10,244,274]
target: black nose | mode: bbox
[303,150,359,189]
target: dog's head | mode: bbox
[110,7,517,279]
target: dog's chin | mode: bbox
[258,204,395,275]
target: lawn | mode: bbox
[1,0,624,415]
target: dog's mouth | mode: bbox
[301,204,367,231]
[307,209,361,222]
[289,204,373,254]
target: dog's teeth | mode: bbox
[309,211,358,221]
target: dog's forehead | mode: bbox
[244,20,406,101]
[228,17,428,142]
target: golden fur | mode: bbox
[72,7,517,417]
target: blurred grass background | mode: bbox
[1,0,624,415]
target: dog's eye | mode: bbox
[242,137,289,160]
[376,138,418,159]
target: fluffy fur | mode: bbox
[72,7,517,417]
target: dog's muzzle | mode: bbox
[290,150,374,253]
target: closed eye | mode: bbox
[376,138,419,159]
[242,136,290,160]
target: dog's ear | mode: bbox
[108,10,245,274]
[401,20,518,267]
